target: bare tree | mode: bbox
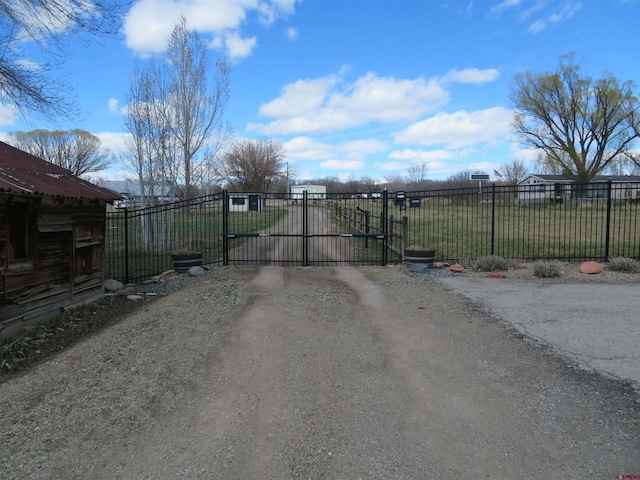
[8,129,110,176]
[383,173,407,192]
[606,155,640,176]
[499,158,531,185]
[0,0,125,119]
[158,16,231,200]
[214,138,286,192]
[123,17,230,202]
[512,53,640,183]
[406,163,428,186]
[124,61,179,209]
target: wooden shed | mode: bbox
[0,142,121,339]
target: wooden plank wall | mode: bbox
[0,194,107,339]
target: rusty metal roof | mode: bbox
[0,141,121,201]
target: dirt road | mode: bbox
[1,265,638,479]
[226,203,383,265]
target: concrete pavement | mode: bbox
[436,276,640,390]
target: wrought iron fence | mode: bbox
[105,183,640,283]
[105,194,225,283]
[399,181,640,263]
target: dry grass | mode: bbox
[606,257,640,273]
[533,261,564,278]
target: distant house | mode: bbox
[290,184,327,203]
[228,193,264,212]
[0,142,121,339]
[102,179,172,210]
[517,174,640,203]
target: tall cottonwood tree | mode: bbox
[158,16,231,200]
[124,62,179,210]
[214,139,286,193]
[8,129,110,176]
[511,53,640,183]
[124,17,230,203]
[0,0,124,119]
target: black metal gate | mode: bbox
[222,189,393,266]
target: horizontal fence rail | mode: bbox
[105,183,640,283]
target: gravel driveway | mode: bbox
[1,265,639,479]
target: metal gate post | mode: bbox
[303,190,309,266]
[222,189,229,266]
[605,180,612,261]
[491,183,496,256]
[382,189,388,265]
[124,208,129,284]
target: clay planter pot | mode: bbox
[171,252,203,273]
[404,248,436,267]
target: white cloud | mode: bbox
[378,149,453,173]
[224,31,257,60]
[441,68,500,84]
[284,136,336,160]
[108,98,120,113]
[549,3,582,23]
[393,107,514,149]
[527,2,582,34]
[388,149,454,162]
[0,104,19,127]
[489,0,523,15]
[124,0,298,60]
[320,159,365,170]
[528,20,546,33]
[520,1,545,20]
[249,70,449,135]
[377,161,408,171]
[95,131,131,156]
[285,27,298,41]
[284,136,388,162]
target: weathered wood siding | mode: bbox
[1,194,107,339]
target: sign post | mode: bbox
[471,174,490,195]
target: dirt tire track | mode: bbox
[2,266,639,479]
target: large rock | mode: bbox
[188,266,205,277]
[450,263,465,273]
[104,279,125,292]
[580,261,602,274]
[487,272,507,278]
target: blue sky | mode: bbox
[1,0,639,183]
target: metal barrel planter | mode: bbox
[171,253,203,273]
[404,248,436,267]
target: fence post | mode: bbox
[364,210,370,249]
[382,189,388,265]
[303,190,309,266]
[222,189,229,266]
[124,208,129,284]
[491,183,496,256]
[605,180,612,261]
[402,216,408,253]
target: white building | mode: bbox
[517,174,640,203]
[290,184,327,202]
[228,193,264,212]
